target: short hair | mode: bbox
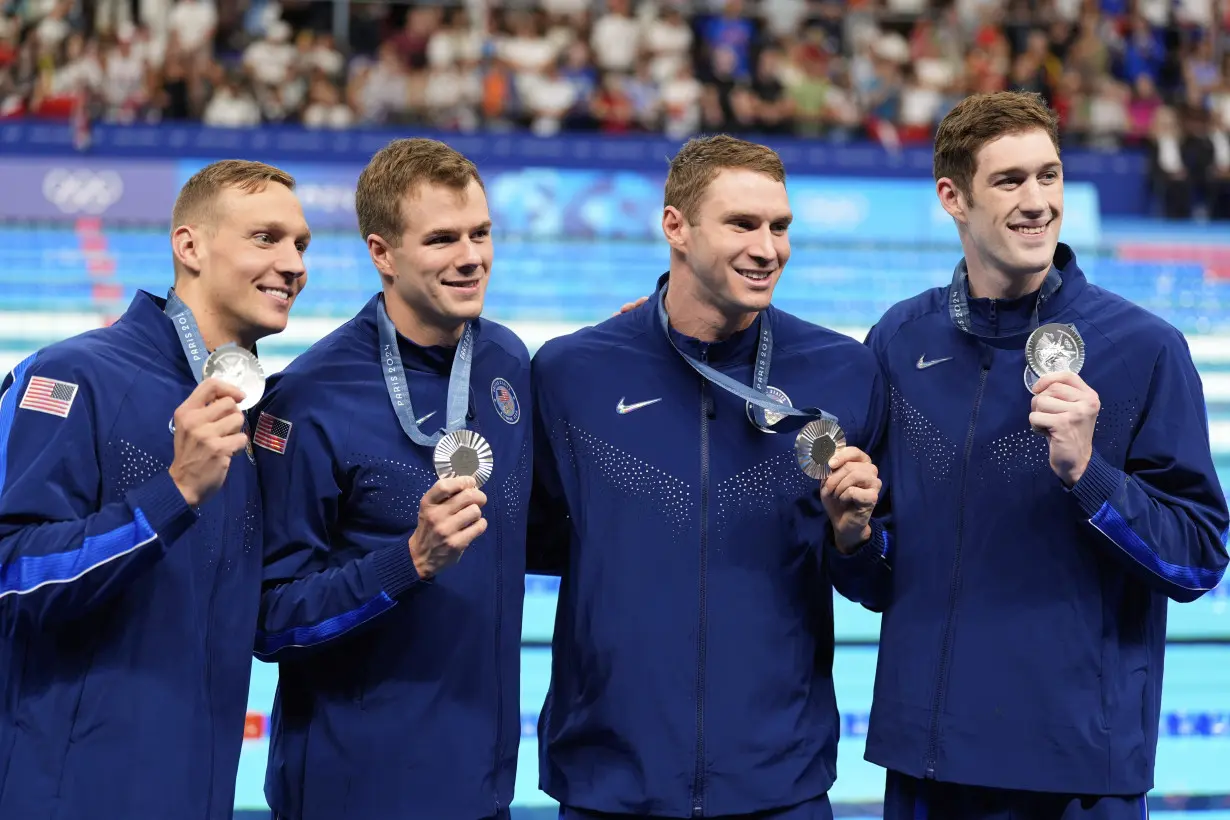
[355,138,484,246]
[933,91,1061,201]
[171,160,296,230]
[664,134,786,225]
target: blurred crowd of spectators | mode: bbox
[0,0,1227,216]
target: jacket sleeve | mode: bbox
[1068,331,1229,602]
[0,353,197,632]
[526,348,572,576]
[816,345,894,612]
[253,381,424,663]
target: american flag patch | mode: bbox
[19,376,79,418]
[253,412,292,454]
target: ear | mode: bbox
[171,225,204,274]
[368,234,396,283]
[936,178,969,224]
[661,206,688,252]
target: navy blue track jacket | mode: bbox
[252,293,531,820]
[0,291,262,819]
[831,244,1229,795]
[529,276,888,817]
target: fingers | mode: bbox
[193,396,243,425]
[829,466,881,501]
[1030,394,1074,415]
[439,487,488,518]
[181,377,246,411]
[613,296,651,316]
[1033,381,1085,402]
[1032,370,1090,394]
[220,431,250,456]
[449,515,489,549]
[823,459,878,496]
[827,447,871,472]
[839,485,880,508]
[1028,411,1059,432]
[421,475,477,506]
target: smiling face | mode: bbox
[368,178,492,344]
[172,178,310,349]
[660,135,791,339]
[940,128,1063,287]
[665,167,792,320]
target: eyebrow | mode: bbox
[255,221,312,244]
[987,161,1063,178]
[422,220,493,236]
[720,211,793,224]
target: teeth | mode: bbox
[261,288,290,300]
[1013,225,1046,235]
[739,270,771,280]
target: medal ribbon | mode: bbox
[376,294,474,448]
[947,260,1062,339]
[655,285,835,433]
[164,288,212,384]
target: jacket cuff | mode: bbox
[1069,449,1125,519]
[826,518,890,568]
[371,542,423,598]
[127,470,199,547]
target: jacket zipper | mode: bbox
[202,462,236,816]
[482,415,505,815]
[924,349,991,777]
[692,345,712,817]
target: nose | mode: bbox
[278,240,306,279]
[749,224,776,266]
[456,236,483,273]
[1019,177,1048,216]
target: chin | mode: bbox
[250,310,290,340]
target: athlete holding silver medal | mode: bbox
[0,160,309,818]
[250,139,531,820]
[529,135,888,819]
[834,92,1229,820]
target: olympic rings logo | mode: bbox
[41,169,125,215]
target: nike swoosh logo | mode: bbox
[616,397,662,414]
[916,355,954,370]
[415,411,436,426]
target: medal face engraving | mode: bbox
[203,347,266,411]
[795,418,847,481]
[1026,323,1085,377]
[433,429,495,489]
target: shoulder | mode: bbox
[6,324,141,398]
[533,306,649,377]
[261,317,373,412]
[771,308,875,366]
[869,287,948,348]
[1076,284,1194,374]
[477,318,531,369]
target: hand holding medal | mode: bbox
[816,444,882,554]
[407,475,488,578]
[203,345,266,411]
[1024,324,1099,486]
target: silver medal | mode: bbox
[203,346,266,411]
[432,429,495,489]
[1023,364,1041,392]
[1025,323,1085,378]
[795,418,846,481]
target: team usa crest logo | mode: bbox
[491,378,520,424]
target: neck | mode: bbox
[664,270,757,343]
[964,257,1050,301]
[383,288,465,348]
[172,281,251,351]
